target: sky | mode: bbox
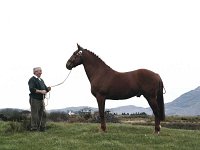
[0,0,200,110]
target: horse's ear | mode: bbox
[77,43,84,50]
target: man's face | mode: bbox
[34,68,42,78]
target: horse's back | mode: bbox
[132,69,162,96]
[134,69,160,80]
[109,69,161,90]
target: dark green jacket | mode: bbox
[28,76,49,100]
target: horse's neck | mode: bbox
[82,51,113,82]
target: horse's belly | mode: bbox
[106,91,138,100]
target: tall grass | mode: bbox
[0,121,200,150]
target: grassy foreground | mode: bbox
[0,121,200,150]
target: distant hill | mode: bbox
[48,106,98,113]
[109,105,152,115]
[48,105,152,115]
[165,86,200,116]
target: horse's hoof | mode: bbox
[154,131,160,135]
[98,127,107,133]
[101,129,107,133]
[101,125,107,132]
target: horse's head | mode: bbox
[66,44,84,70]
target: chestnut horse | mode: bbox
[66,44,165,134]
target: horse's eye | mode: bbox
[77,51,82,55]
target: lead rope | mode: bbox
[50,70,72,87]
[44,70,72,106]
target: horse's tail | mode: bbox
[157,79,165,121]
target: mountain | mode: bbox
[48,105,152,115]
[165,86,200,116]
[48,106,98,113]
[109,105,152,115]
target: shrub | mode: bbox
[47,112,69,122]
[3,117,31,134]
[91,111,119,123]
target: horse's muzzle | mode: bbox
[66,62,72,70]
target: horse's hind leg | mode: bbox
[146,96,161,134]
[96,94,106,132]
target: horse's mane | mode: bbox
[85,49,112,69]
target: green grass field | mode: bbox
[0,121,200,150]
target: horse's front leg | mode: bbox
[96,94,106,132]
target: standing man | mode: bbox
[28,67,51,131]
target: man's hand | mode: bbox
[47,87,51,92]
